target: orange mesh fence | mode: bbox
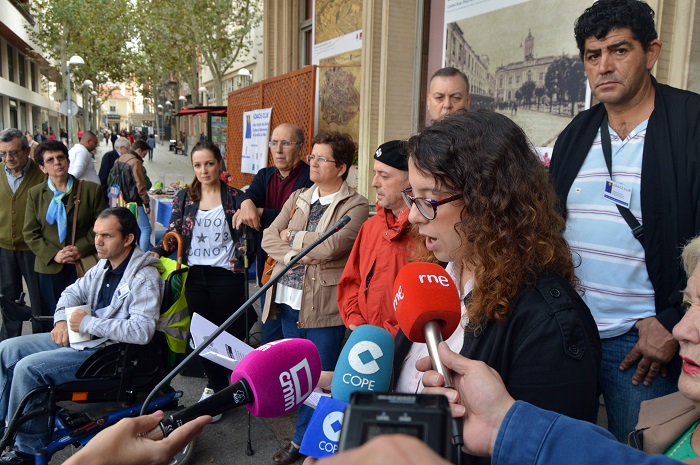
[227,66,316,188]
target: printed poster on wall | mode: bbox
[443,0,591,152]
[312,1,363,64]
[241,108,272,175]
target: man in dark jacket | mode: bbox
[233,122,312,343]
[0,129,46,339]
[99,136,130,203]
[549,0,700,442]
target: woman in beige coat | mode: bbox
[262,131,369,464]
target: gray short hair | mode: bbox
[682,236,700,278]
[0,128,28,151]
[114,137,130,150]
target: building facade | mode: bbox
[0,0,59,134]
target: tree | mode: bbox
[134,0,262,106]
[518,80,536,107]
[534,86,545,111]
[544,55,586,116]
[23,0,136,103]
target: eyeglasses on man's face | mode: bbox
[401,187,461,220]
[268,140,299,150]
[0,150,23,159]
[305,154,337,165]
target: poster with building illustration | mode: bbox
[444,0,591,151]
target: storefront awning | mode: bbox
[175,106,227,117]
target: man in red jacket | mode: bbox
[337,140,412,336]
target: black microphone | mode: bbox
[144,380,252,439]
[140,213,353,415]
[143,338,321,439]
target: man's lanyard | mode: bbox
[600,114,644,241]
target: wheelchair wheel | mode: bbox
[167,438,196,465]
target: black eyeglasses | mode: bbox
[401,187,461,220]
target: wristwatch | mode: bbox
[285,229,293,241]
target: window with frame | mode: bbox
[299,0,313,67]
[18,53,26,87]
[7,44,15,83]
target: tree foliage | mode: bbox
[23,0,136,100]
[134,0,262,106]
[544,55,586,115]
[518,80,536,105]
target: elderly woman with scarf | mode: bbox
[23,140,105,319]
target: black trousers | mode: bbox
[185,265,257,392]
[37,265,78,329]
[0,248,45,339]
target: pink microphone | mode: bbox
[146,338,321,439]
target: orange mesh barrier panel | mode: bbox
[227,66,316,188]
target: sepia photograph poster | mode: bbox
[313,1,363,142]
[444,0,592,152]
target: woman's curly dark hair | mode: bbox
[406,110,577,330]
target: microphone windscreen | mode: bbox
[331,325,394,403]
[230,338,322,417]
[392,262,461,343]
[299,396,348,458]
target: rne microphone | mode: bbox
[145,338,321,439]
[330,325,394,402]
[392,262,461,387]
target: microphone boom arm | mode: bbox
[139,215,352,415]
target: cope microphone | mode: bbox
[140,215,351,415]
[300,325,394,459]
[392,262,461,388]
[145,338,321,439]
[330,325,394,402]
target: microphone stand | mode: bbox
[242,226,254,457]
[140,215,352,415]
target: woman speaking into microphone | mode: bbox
[393,110,601,465]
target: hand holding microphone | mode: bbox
[144,338,322,440]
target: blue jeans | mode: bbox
[260,292,284,344]
[137,205,152,252]
[0,333,98,453]
[599,328,680,442]
[277,303,346,445]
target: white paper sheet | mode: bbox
[190,313,254,370]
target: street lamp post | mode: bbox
[157,104,164,145]
[178,95,187,155]
[90,90,98,131]
[65,56,85,147]
[82,80,93,135]
[164,101,172,142]
[96,98,102,133]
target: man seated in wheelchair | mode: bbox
[0,207,165,465]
